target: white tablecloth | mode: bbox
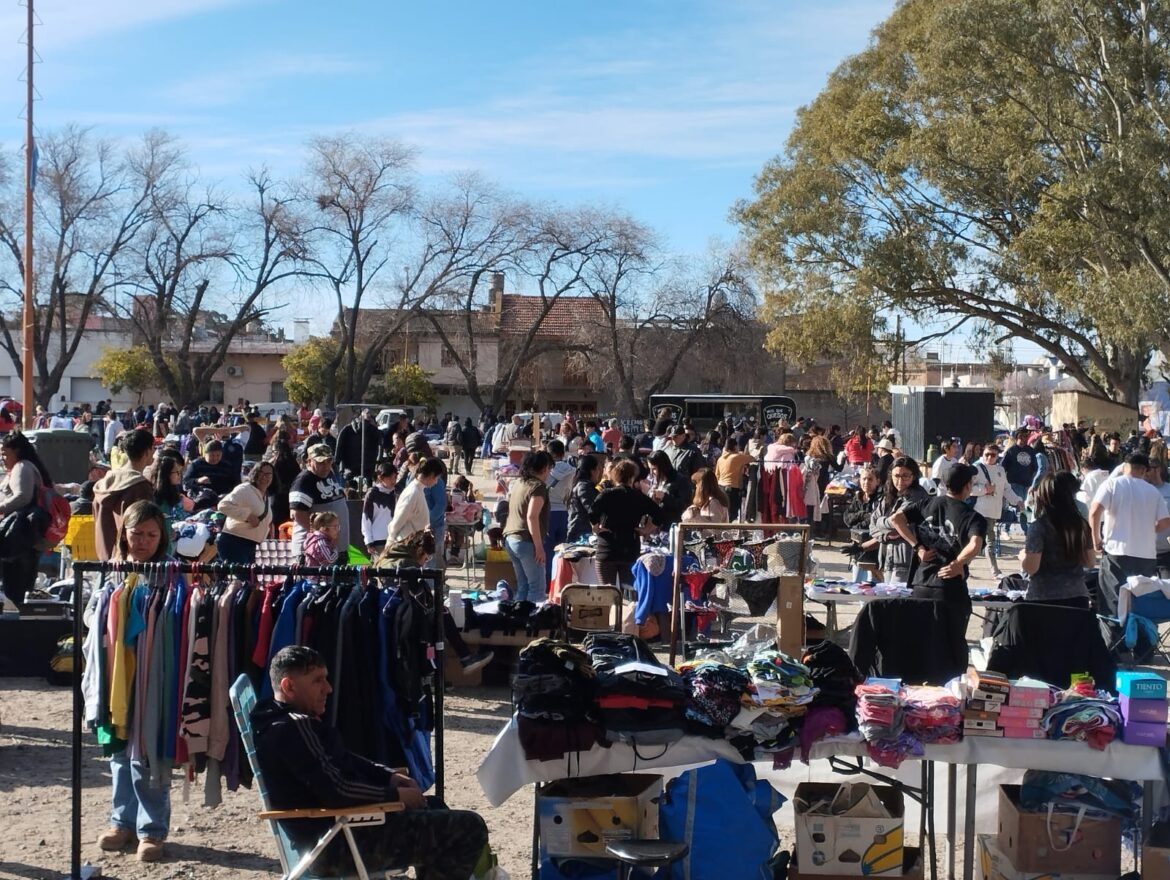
[478,718,1166,806]
[476,718,742,806]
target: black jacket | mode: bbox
[182,457,238,499]
[986,603,1115,690]
[567,480,599,541]
[336,419,382,480]
[250,697,399,847]
[849,598,968,684]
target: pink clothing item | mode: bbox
[764,443,798,464]
[302,530,339,567]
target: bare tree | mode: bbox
[0,126,168,407]
[123,136,306,405]
[300,134,416,404]
[425,204,616,414]
[576,240,755,417]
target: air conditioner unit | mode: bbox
[226,365,243,378]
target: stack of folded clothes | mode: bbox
[1041,677,1122,750]
[856,679,922,768]
[743,650,818,709]
[902,685,962,745]
[512,638,603,761]
[584,632,689,745]
[677,659,750,738]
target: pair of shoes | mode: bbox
[137,838,165,862]
[97,827,135,851]
[460,651,494,674]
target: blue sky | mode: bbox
[0,0,898,321]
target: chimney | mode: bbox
[293,319,311,344]
[490,271,504,313]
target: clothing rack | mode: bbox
[66,560,447,880]
[667,523,811,665]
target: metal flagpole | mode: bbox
[22,0,35,427]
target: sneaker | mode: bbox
[460,651,494,674]
[97,827,135,851]
[137,838,165,862]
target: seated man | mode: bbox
[252,645,490,880]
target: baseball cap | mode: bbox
[307,443,335,461]
[669,424,687,436]
[876,438,895,451]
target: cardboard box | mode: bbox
[483,558,516,593]
[777,575,804,656]
[793,782,904,875]
[1121,719,1167,747]
[978,834,1116,880]
[537,774,662,858]
[964,717,999,731]
[999,726,1045,740]
[999,705,1044,721]
[791,847,921,880]
[1116,671,1166,699]
[997,785,1120,876]
[966,697,1003,713]
[1145,845,1170,880]
[964,728,1005,737]
[1119,694,1168,723]
[1008,678,1053,709]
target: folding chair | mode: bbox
[228,674,408,880]
[559,583,623,641]
[1109,576,1170,667]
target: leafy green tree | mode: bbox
[282,337,341,407]
[737,0,1170,406]
[368,363,439,412]
[92,345,164,404]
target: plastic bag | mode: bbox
[725,623,777,663]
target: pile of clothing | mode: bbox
[584,632,688,745]
[802,641,862,718]
[512,638,603,762]
[743,651,818,709]
[678,659,750,737]
[1041,685,1123,751]
[856,680,922,768]
[902,685,962,745]
[462,597,563,637]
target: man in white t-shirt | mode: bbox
[1088,453,1170,616]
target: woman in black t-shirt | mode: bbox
[588,458,666,587]
[1019,472,1093,608]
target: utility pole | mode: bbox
[21,0,34,427]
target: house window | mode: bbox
[440,342,474,368]
[209,381,224,404]
[270,382,288,403]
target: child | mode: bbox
[302,510,341,566]
[361,461,398,557]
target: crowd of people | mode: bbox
[6,397,1170,877]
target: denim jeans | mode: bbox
[543,510,569,580]
[1009,484,1029,534]
[505,535,547,603]
[216,531,258,565]
[109,751,171,840]
[424,525,446,571]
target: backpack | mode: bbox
[39,484,71,549]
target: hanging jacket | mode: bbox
[986,603,1116,690]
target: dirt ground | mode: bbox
[0,469,1044,880]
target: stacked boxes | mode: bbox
[1116,671,1168,747]
[962,668,1008,737]
[999,677,1053,740]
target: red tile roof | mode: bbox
[498,294,606,338]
